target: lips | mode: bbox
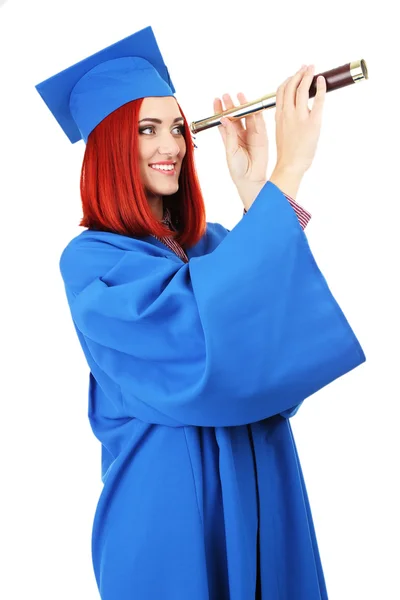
[149,165,177,176]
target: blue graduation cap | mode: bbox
[35,26,176,144]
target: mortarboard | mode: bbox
[35,26,175,144]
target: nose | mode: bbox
[157,131,181,157]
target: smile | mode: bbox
[149,165,177,176]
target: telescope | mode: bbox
[190,59,368,134]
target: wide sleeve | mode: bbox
[61,181,365,427]
[244,193,312,229]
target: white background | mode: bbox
[1,0,399,598]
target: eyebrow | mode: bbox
[138,117,184,124]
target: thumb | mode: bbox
[220,117,238,156]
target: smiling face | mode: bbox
[138,96,187,203]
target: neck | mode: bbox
[147,195,164,221]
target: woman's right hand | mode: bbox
[274,64,327,176]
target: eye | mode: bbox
[138,124,185,136]
[172,125,185,135]
[139,126,155,135]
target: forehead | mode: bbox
[139,96,182,119]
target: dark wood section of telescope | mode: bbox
[309,62,354,98]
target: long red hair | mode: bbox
[79,98,207,249]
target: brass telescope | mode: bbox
[190,59,368,134]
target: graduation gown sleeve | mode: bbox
[60,181,365,427]
[244,192,312,230]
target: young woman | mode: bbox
[36,26,366,600]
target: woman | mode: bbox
[36,26,366,600]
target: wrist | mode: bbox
[268,165,305,200]
[235,179,268,211]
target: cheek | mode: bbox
[180,138,187,158]
[138,140,157,165]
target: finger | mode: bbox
[214,96,223,114]
[236,92,258,134]
[309,75,327,125]
[216,96,239,153]
[214,97,227,143]
[275,76,291,121]
[296,64,315,118]
[222,93,245,132]
[219,116,239,156]
[283,65,309,112]
[221,92,235,111]
[236,91,249,110]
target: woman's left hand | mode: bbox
[214,92,269,189]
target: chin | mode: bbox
[151,183,179,196]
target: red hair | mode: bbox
[79,98,207,249]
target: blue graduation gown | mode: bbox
[60,181,366,599]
